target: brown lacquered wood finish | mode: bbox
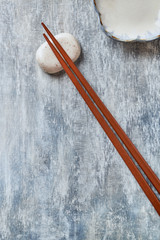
[42,23,160,215]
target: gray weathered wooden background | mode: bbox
[0,0,160,239]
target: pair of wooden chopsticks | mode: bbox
[41,22,160,215]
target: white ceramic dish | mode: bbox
[94,0,160,42]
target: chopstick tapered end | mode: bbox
[41,22,47,30]
[43,33,47,40]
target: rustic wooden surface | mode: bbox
[0,0,160,239]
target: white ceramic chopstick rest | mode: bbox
[36,33,81,74]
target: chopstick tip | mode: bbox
[43,33,48,42]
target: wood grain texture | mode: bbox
[0,0,160,239]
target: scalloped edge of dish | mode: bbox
[93,0,160,43]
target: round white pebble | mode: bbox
[36,33,81,74]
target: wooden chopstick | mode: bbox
[41,22,160,195]
[42,24,160,215]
